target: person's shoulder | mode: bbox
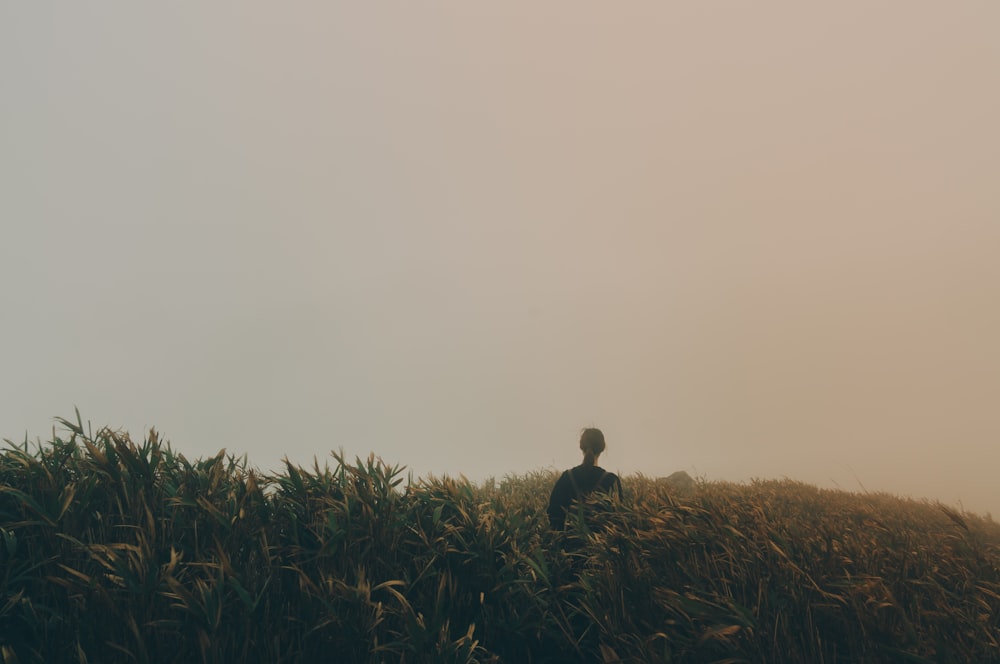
[599,469,621,486]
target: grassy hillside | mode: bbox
[2,415,998,663]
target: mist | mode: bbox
[2,3,998,516]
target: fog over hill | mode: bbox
[2,3,998,517]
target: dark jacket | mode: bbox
[547,464,622,531]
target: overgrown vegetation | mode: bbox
[2,413,998,663]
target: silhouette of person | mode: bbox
[547,427,622,531]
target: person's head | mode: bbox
[579,427,606,467]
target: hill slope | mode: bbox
[2,417,998,663]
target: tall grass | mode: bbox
[1,414,998,663]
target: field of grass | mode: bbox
[2,413,999,663]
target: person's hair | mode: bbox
[579,427,606,467]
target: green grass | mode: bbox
[2,413,998,663]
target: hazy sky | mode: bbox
[2,4,998,515]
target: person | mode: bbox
[547,427,622,531]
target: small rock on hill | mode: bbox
[657,470,696,493]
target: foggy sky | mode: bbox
[2,4,998,516]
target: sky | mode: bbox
[2,3,998,516]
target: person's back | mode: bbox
[547,428,622,531]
